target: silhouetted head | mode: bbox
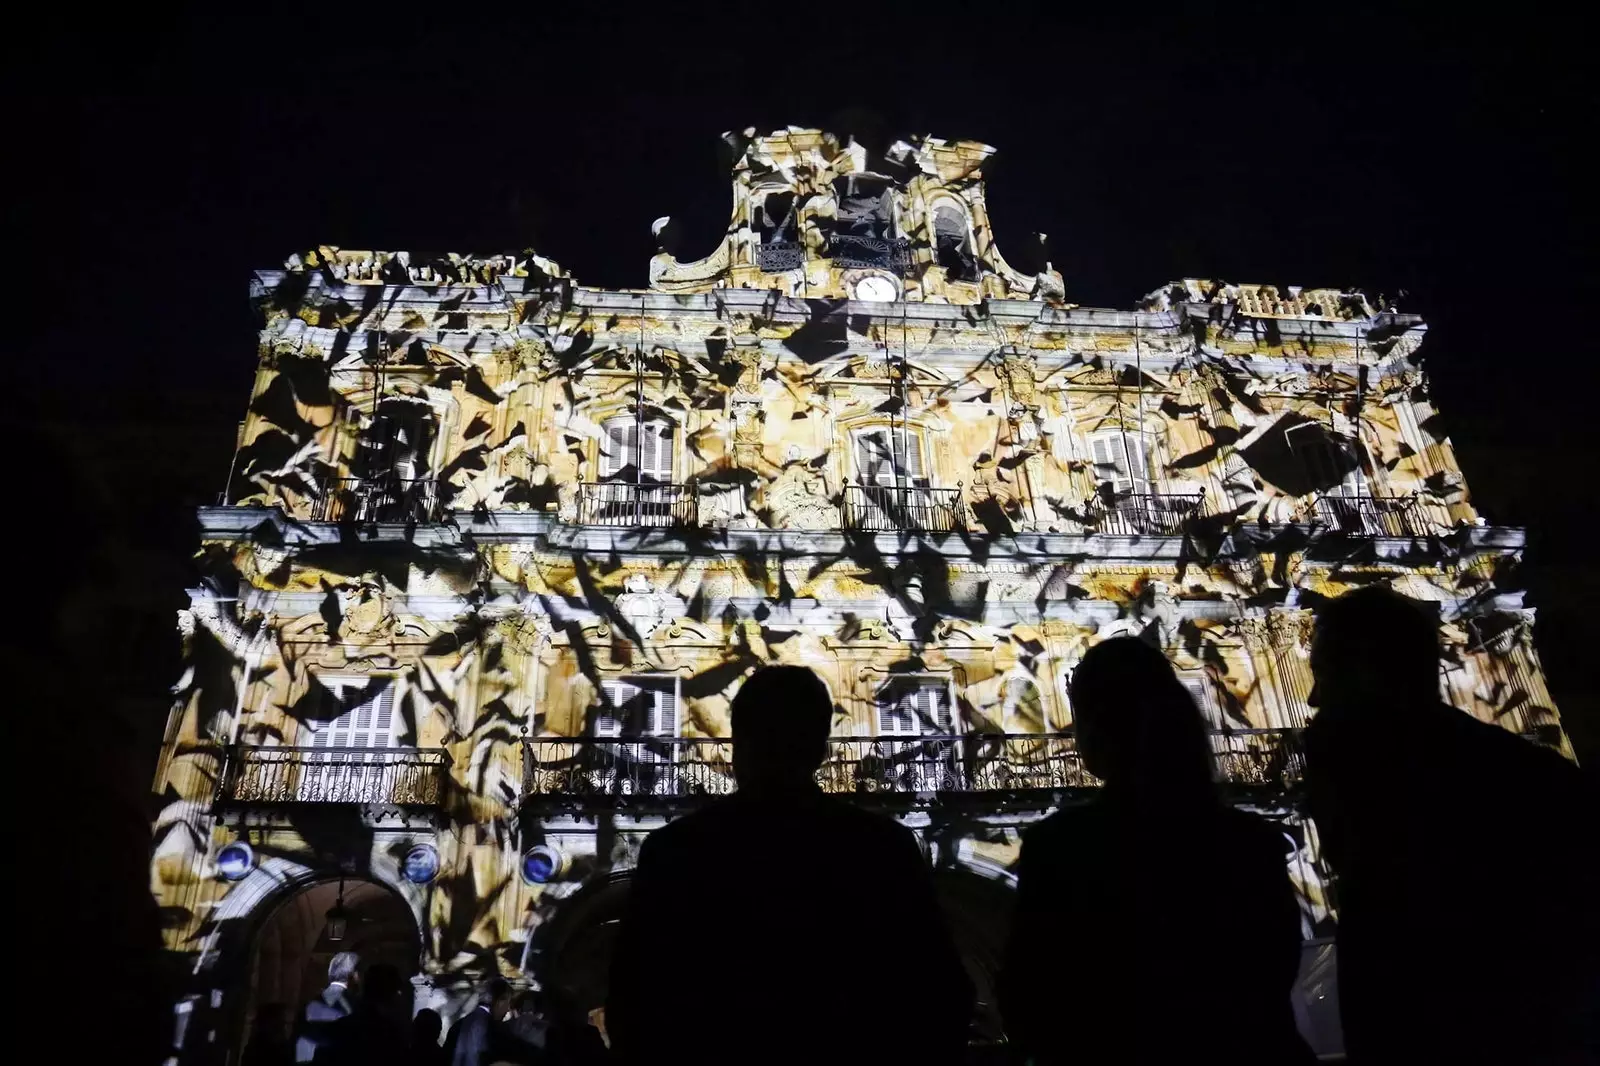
[511,990,542,1018]
[328,951,360,986]
[411,1008,443,1047]
[482,977,513,1021]
[1069,636,1215,802]
[1311,587,1440,713]
[731,666,832,791]
[362,963,403,1010]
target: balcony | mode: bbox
[314,477,440,523]
[826,234,912,273]
[1314,495,1425,537]
[521,730,1304,805]
[578,482,698,527]
[1084,491,1203,536]
[754,242,804,272]
[216,746,449,807]
[842,484,963,533]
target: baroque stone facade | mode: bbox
[152,128,1571,1062]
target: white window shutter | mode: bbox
[598,680,627,736]
[1127,436,1151,489]
[371,685,396,747]
[902,430,925,482]
[856,432,889,485]
[650,682,677,736]
[643,421,673,481]
[601,419,633,479]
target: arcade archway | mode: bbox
[242,877,420,1059]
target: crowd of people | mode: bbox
[251,588,1596,1065]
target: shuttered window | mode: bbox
[853,428,926,487]
[1089,431,1152,494]
[877,679,954,735]
[599,417,674,481]
[1286,422,1363,497]
[1180,675,1227,731]
[598,677,679,736]
[304,677,399,748]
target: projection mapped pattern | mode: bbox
[152,128,1571,1061]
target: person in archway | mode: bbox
[999,636,1314,1065]
[444,978,516,1066]
[316,963,409,1066]
[296,951,360,1063]
[606,664,973,1065]
[1303,587,1596,1064]
[407,1009,446,1066]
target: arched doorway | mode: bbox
[532,873,632,1065]
[242,877,421,1061]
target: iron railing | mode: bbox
[843,484,963,532]
[1085,491,1204,536]
[827,234,913,273]
[217,746,449,806]
[1314,495,1424,537]
[314,477,440,523]
[578,483,697,527]
[521,730,1304,802]
[754,242,804,272]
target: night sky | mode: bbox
[17,8,1597,765]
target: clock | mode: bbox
[852,275,897,302]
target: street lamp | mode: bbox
[325,877,349,942]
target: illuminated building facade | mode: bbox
[151,128,1572,1062]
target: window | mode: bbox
[358,401,435,483]
[877,678,954,735]
[597,676,679,737]
[1286,421,1362,497]
[853,427,926,487]
[753,192,797,244]
[1001,676,1044,732]
[1180,675,1229,732]
[303,677,400,748]
[932,203,976,281]
[832,176,892,238]
[600,416,674,482]
[1089,430,1153,494]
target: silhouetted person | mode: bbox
[607,665,973,1065]
[408,1010,446,1066]
[445,978,516,1066]
[1304,587,1597,1064]
[1000,637,1314,1065]
[297,951,360,1062]
[245,1004,295,1066]
[502,991,551,1063]
[317,963,409,1066]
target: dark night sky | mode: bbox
[15,7,1598,763]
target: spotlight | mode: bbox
[404,843,440,884]
[521,845,568,885]
[217,841,255,882]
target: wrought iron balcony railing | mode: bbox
[314,477,440,523]
[754,242,804,272]
[521,730,1304,803]
[826,234,913,273]
[217,746,449,807]
[578,482,698,527]
[843,484,963,533]
[1314,495,1425,537]
[1085,491,1204,536]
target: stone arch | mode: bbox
[527,870,636,1045]
[187,854,426,1065]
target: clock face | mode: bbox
[853,275,897,302]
